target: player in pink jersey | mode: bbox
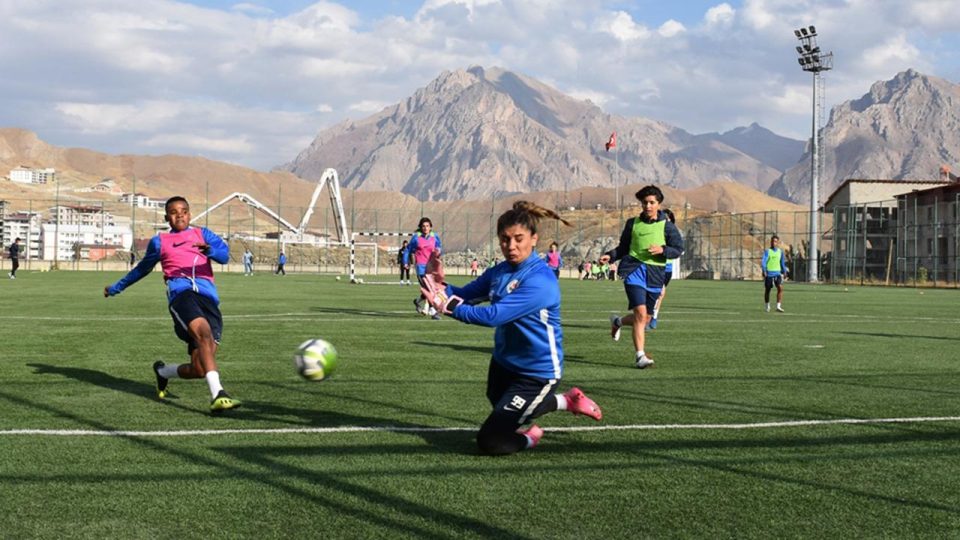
[404,217,442,318]
[105,196,240,414]
[545,242,561,279]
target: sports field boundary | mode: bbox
[3,415,959,437]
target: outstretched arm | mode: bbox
[105,237,160,296]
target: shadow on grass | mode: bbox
[0,388,524,539]
[308,306,402,318]
[839,331,959,342]
[26,363,203,415]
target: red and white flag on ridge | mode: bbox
[605,132,617,152]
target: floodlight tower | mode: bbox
[794,25,832,282]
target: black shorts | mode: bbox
[483,359,559,431]
[663,271,672,287]
[624,284,658,313]
[764,275,783,289]
[169,290,223,354]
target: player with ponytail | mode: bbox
[421,201,602,456]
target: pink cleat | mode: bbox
[563,387,602,421]
[518,424,544,449]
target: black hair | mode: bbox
[496,201,570,236]
[771,234,780,241]
[418,217,432,232]
[663,208,676,223]
[165,196,189,213]
[635,185,664,203]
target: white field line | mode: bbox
[3,416,959,437]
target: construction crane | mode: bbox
[191,168,350,245]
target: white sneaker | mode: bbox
[609,314,622,342]
[776,306,785,313]
[765,305,770,312]
[635,355,655,369]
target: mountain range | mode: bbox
[770,69,960,202]
[282,66,804,201]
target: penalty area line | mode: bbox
[2,416,960,437]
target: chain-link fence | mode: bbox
[3,192,958,287]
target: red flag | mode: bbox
[605,132,617,152]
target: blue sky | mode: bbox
[1,0,957,171]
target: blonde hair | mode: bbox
[496,201,570,235]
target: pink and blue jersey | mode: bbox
[405,232,441,274]
[546,251,561,270]
[106,226,230,304]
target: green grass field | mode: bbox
[1,270,958,538]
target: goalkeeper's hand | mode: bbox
[426,249,445,283]
[420,275,462,315]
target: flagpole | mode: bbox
[614,143,620,211]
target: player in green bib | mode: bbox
[761,235,788,312]
[600,185,684,369]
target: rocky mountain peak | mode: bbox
[769,70,960,203]
[282,66,800,201]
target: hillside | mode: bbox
[283,66,798,201]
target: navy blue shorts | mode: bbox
[169,291,223,355]
[483,359,559,431]
[764,275,783,289]
[624,284,658,313]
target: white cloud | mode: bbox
[859,33,922,72]
[231,3,273,17]
[144,133,254,154]
[55,101,183,133]
[0,0,957,172]
[704,3,735,27]
[658,19,686,38]
[348,100,391,113]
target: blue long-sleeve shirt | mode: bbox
[106,227,229,304]
[446,252,562,380]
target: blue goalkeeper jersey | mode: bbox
[447,251,562,380]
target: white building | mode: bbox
[119,192,164,209]
[2,212,43,260]
[41,205,132,260]
[10,166,56,184]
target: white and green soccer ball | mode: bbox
[294,338,338,381]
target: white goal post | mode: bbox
[349,231,409,283]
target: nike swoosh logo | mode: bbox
[173,241,187,247]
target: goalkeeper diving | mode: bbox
[420,201,602,456]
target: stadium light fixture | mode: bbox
[793,25,833,283]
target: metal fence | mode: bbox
[680,210,831,282]
[4,192,958,287]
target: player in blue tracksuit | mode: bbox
[424,201,602,455]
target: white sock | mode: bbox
[205,371,224,399]
[777,303,782,308]
[765,303,770,309]
[555,394,568,411]
[636,350,645,359]
[159,364,181,379]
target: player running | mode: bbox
[420,201,602,455]
[601,185,684,369]
[405,217,442,319]
[762,235,788,312]
[647,209,679,330]
[104,196,240,414]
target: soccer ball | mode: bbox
[335,276,341,281]
[294,339,338,381]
